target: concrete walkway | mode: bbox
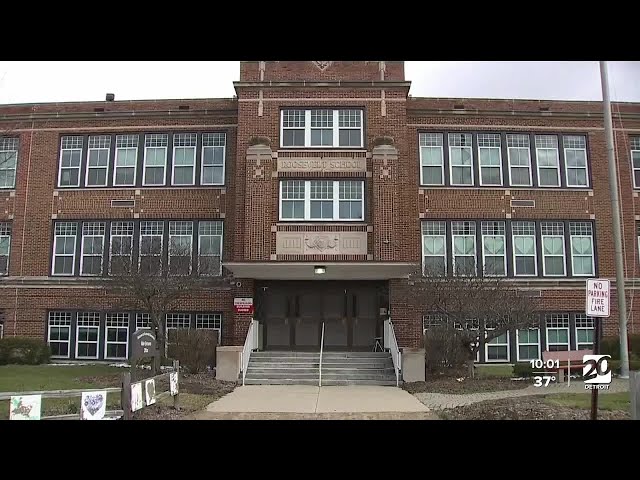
[414,378,630,410]
[191,385,436,420]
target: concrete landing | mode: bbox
[198,385,432,419]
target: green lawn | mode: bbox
[475,364,513,378]
[543,392,630,411]
[0,364,125,419]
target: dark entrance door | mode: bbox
[256,281,387,351]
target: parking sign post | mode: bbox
[585,279,610,421]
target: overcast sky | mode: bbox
[0,61,638,104]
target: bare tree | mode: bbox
[102,242,229,373]
[406,267,539,377]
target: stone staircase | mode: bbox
[243,351,398,386]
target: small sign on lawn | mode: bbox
[586,278,610,317]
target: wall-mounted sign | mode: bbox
[234,297,254,314]
[277,157,366,173]
[586,278,610,317]
[131,329,157,359]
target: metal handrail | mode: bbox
[241,319,257,386]
[319,322,325,387]
[384,318,402,387]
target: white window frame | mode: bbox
[545,314,570,352]
[448,133,474,186]
[168,221,193,275]
[280,109,363,149]
[481,221,506,277]
[541,222,566,277]
[75,313,100,360]
[563,135,589,187]
[136,313,151,331]
[419,133,444,186]
[142,134,168,186]
[535,135,560,187]
[113,135,138,187]
[48,312,72,359]
[201,133,226,186]
[484,330,510,363]
[421,221,447,276]
[506,134,532,187]
[58,136,83,188]
[477,134,502,186]
[0,137,18,189]
[569,222,594,277]
[138,221,164,273]
[196,313,223,344]
[52,222,78,276]
[631,138,640,189]
[575,314,595,350]
[0,322,3,339]
[512,221,537,277]
[516,328,541,362]
[0,222,11,276]
[85,135,111,187]
[455,319,480,362]
[198,221,223,276]
[109,221,134,275]
[451,221,476,277]
[104,313,130,360]
[171,133,197,186]
[80,222,105,277]
[278,180,365,221]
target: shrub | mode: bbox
[600,335,640,361]
[0,337,51,365]
[609,359,640,373]
[512,362,534,378]
[167,329,218,374]
[424,325,468,373]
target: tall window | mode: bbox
[105,313,129,360]
[109,222,134,274]
[516,328,540,361]
[76,312,100,359]
[477,134,502,186]
[541,222,566,276]
[419,133,444,185]
[449,133,473,186]
[569,222,594,276]
[143,134,168,186]
[80,222,105,276]
[535,135,560,187]
[201,133,225,185]
[172,133,197,185]
[279,180,364,221]
[575,314,595,350]
[48,311,72,358]
[481,221,506,276]
[113,134,138,186]
[58,136,83,187]
[563,135,589,187]
[0,137,18,189]
[139,221,163,274]
[281,109,363,148]
[0,222,10,276]
[545,314,570,351]
[507,134,532,186]
[198,221,223,276]
[168,221,193,275]
[85,135,110,187]
[196,313,223,344]
[451,221,476,276]
[52,222,78,276]
[512,221,537,276]
[632,137,640,189]
[485,330,510,362]
[422,221,447,276]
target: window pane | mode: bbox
[485,257,505,275]
[567,169,587,186]
[515,256,536,275]
[544,237,563,255]
[545,257,564,275]
[424,257,445,275]
[481,167,501,185]
[422,166,442,185]
[539,168,559,186]
[451,166,472,185]
[115,167,135,185]
[283,130,304,147]
[511,167,530,185]
[173,166,194,185]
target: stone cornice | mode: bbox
[407,108,640,122]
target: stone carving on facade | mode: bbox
[304,235,339,252]
[312,61,333,71]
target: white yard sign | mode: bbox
[586,278,610,317]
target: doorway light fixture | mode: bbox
[314,266,326,275]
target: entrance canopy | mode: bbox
[224,262,418,281]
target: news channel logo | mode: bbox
[583,354,612,390]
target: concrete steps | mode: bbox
[244,350,398,386]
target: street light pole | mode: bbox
[599,60,630,379]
